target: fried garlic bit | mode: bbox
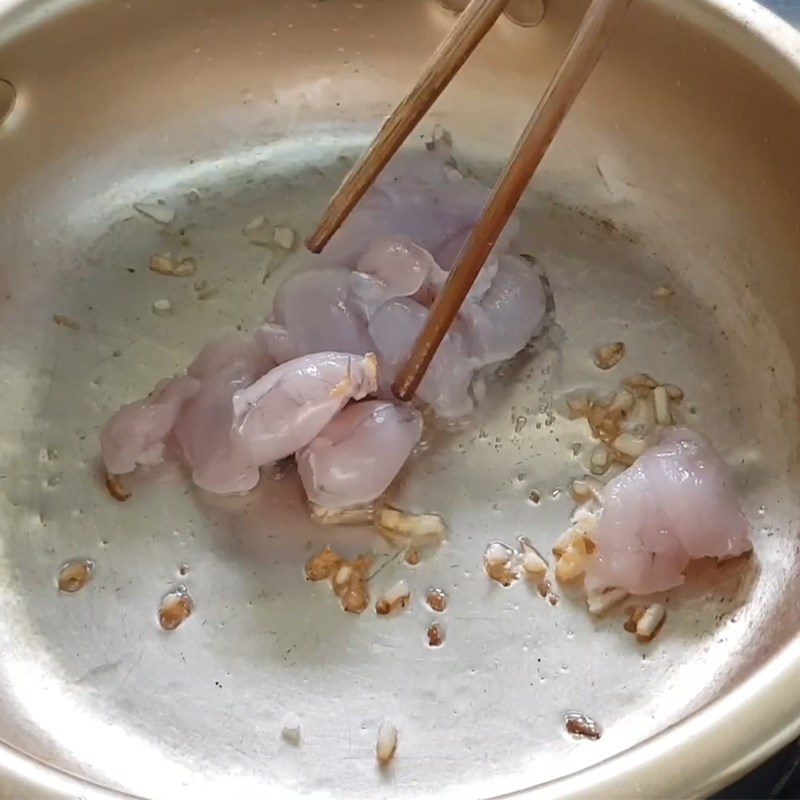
[304,546,342,581]
[308,503,376,526]
[624,603,666,643]
[376,722,398,766]
[586,587,629,616]
[483,541,519,587]
[104,472,131,502]
[158,586,193,630]
[426,622,445,647]
[652,285,674,300]
[565,374,684,469]
[375,579,411,615]
[376,506,448,547]
[565,713,602,740]
[305,547,374,614]
[425,587,448,613]
[149,253,197,277]
[553,508,598,583]
[593,341,625,370]
[519,536,548,578]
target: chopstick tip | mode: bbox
[304,231,325,254]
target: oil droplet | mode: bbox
[159,585,194,630]
[758,504,766,516]
[58,559,94,593]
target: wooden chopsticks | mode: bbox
[307,0,633,403]
[305,0,511,255]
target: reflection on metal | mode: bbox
[0,79,16,125]
[504,0,546,26]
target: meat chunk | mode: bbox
[584,428,751,595]
[297,400,423,508]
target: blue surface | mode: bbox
[762,0,800,26]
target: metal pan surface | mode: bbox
[0,0,799,797]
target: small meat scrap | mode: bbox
[158,585,193,630]
[104,472,131,502]
[425,587,448,613]
[53,314,80,331]
[376,721,398,766]
[57,559,94,593]
[483,541,518,586]
[594,341,625,370]
[565,713,602,740]
[625,603,666,643]
[426,621,445,647]
[375,579,411,615]
[149,253,197,277]
[405,548,421,566]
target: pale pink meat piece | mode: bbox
[297,400,423,508]
[349,235,437,316]
[584,427,751,595]
[322,149,518,267]
[460,254,547,367]
[100,375,200,475]
[368,298,474,419]
[261,268,372,363]
[174,337,274,494]
[231,352,378,466]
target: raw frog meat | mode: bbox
[297,400,423,508]
[259,144,549,420]
[101,375,200,475]
[231,351,378,467]
[174,337,275,494]
[583,427,752,595]
[101,137,552,507]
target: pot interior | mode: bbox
[0,0,799,797]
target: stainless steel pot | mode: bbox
[1,0,799,797]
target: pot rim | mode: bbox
[0,0,797,797]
